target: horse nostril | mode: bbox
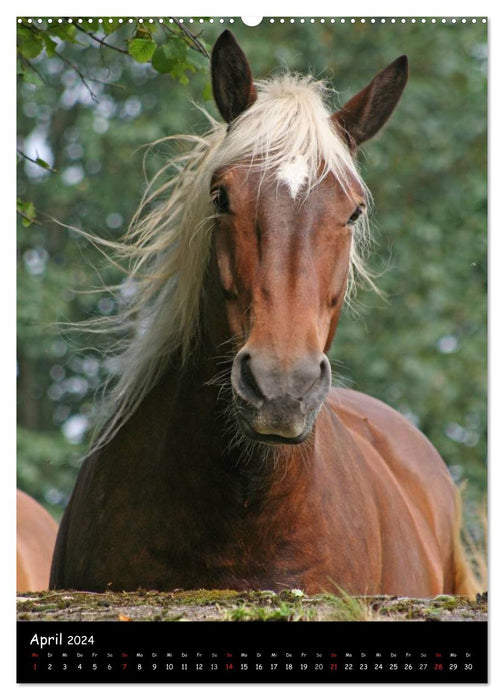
[308,355,332,401]
[320,356,331,380]
[297,356,330,401]
[233,351,265,406]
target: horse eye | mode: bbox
[211,186,230,214]
[347,205,363,226]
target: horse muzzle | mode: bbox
[231,349,331,444]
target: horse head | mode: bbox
[208,31,408,445]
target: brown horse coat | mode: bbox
[50,368,475,596]
[17,490,58,592]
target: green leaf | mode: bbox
[34,157,55,172]
[17,26,44,59]
[17,199,37,226]
[128,37,157,64]
[133,25,153,40]
[151,39,188,74]
[21,68,44,87]
[49,23,77,43]
[176,72,190,86]
[42,34,58,58]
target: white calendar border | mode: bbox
[6,2,500,698]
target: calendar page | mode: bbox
[16,14,487,684]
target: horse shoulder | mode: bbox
[325,388,460,594]
[327,387,456,500]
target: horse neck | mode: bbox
[136,336,315,516]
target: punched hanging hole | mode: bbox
[241,17,263,26]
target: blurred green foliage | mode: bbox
[17,18,486,534]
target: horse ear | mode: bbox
[211,30,257,124]
[332,55,408,149]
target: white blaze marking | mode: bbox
[277,155,309,199]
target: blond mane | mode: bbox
[89,74,374,449]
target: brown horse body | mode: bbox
[50,32,476,596]
[17,490,57,592]
[50,354,474,596]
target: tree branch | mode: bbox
[166,18,210,59]
[75,25,129,55]
[17,149,57,173]
[55,51,99,102]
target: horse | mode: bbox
[50,30,477,597]
[17,489,58,592]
